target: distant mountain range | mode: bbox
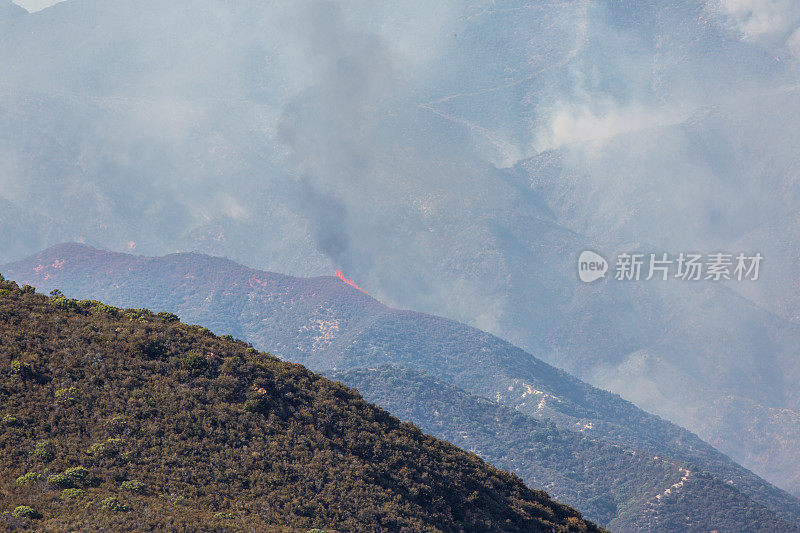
[4,242,799,531]
[335,365,799,532]
[0,0,25,18]
[1,0,800,501]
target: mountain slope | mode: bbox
[4,243,800,529]
[2,0,800,500]
[0,198,73,265]
[334,365,799,533]
[511,98,800,494]
[0,274,603,532]
[0,1,26,20]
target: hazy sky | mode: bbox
[13,0,61,12]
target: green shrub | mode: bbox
[13,505,41,519]
[213,511,236,520]
[106,416,130,435]
[15,472,40,486]
[124,308,152,322]
[88,438,125,458]
[64,466,90,484]
[139,339,168,360]
[10,360,32,379]
[51,295,79,311]
[61,488,86,500]
[47,473,75,488]
[156,311,180,322]
[220,358,240,375]
[101,497,129,512]
[21,284,35,294]
[0,288,10,297]
[180,350,207,370]
[33,440,55,462]
[120,480,144,493]
[188,325,213,337]
[220,334,235,342]
[244,387,275,414]
[1,414,19,427]
[89,302,117,316]
[55,386,80,403]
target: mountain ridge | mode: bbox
[333,364,800,532]
[2,0,800,500]
[5,242,800,530]
[0,1,26,19]
[0,272,604,532]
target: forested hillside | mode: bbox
[0,275,603,532]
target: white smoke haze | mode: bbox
[713,0,800,40]
[710,0,800,61]
[11,0,58,12]
[533,100,687,152]
[787,27,800,57]
[3,0,800,498]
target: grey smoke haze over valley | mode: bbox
[3,0,800,497]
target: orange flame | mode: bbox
[335,270,371,296]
